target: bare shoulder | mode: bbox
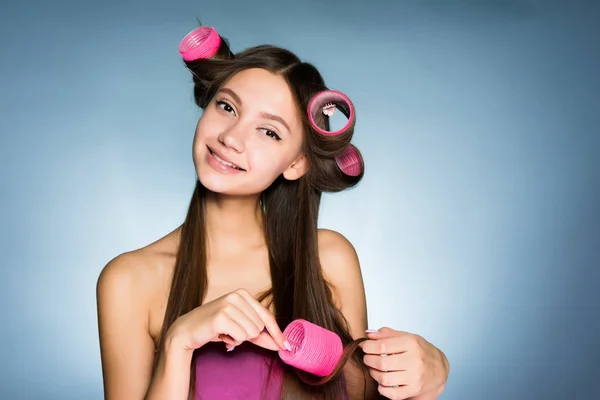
[97,250,157,303]
[96,228,179,398]
[317,228,362,279]
[317,229,368,338]
[97,228,179,303]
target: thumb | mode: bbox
[365,326,402,339]
[249,331,280,351]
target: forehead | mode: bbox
[222,68,302,128]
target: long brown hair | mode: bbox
[155,27,368,399]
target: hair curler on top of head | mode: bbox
[179,26,222,61]
[179,25,234,63]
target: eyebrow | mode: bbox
[219,87,292,134]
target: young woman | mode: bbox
[97,26,449,400]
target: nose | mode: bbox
[217,124,247,153]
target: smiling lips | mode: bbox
[207,146,246,174]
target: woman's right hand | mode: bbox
[166,288,292,353]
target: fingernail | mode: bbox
[284,340,292,351]
[365,329,379,333]
[226,345,236,352]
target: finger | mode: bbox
[221,304,263,344]
[225,291,265,334]
[369,368,410,388]
[363,352,410,372]
[212,312,248,345]
[378,384,419,400]
[211,334,236,346]
[361,335,414,355]
[249,331,280,351]
[365,327,401,339]
[234,289,289,351]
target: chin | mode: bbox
[196,171,257,196]
[198,170,281,197]
[198,173,238,194]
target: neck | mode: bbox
[204,189,265,254]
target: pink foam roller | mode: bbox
[278,319,343,377]
[307,90,355,136]
[179,26,222,61]
[334,144,362,177]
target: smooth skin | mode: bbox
[97,68,449,400]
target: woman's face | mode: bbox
[193,68,308,196]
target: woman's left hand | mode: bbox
[360,327,449,400]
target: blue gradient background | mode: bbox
[1,0,599,399]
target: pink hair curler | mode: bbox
[335,144,362,177]
[179,26,222,61]
[278,319,343,377]
[308,90,355,136]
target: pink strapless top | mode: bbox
[194,341,284,400]
[193,341,350,399]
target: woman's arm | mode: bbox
[318,229,381,399]
[97,253,192,400]
[145,334,194,400]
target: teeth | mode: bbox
[212,150,242,170]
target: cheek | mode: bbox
[248,147,293,177]
[193,116,210,142]
[192,120,212,165]
[192,115,219,150]
[192,124,202,153]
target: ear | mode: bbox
[282,154,309,181]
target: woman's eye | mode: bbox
[261,128,282,141]
[217,100,235,115]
